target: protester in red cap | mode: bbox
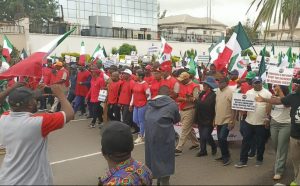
[160,62,179,99]
[86,69,105,128]
[144,64,154,85]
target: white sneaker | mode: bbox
[134,136,142,144]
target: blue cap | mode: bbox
[202,76,218,89]
[252,76,262,83]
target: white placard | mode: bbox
[98,89,107,102]
[232,93,256,112]
[266,66,294,86]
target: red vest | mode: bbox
[52,68,70,87]
[177,82,199,110]
[75,70,91,96]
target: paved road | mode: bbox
[0,117,295,185]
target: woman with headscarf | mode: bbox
[194,76,218,157]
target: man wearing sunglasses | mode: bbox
[256,78,300,185]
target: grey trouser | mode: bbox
[290,137,300,184]
[270,120,290,175]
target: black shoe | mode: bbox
[132,129,139,134]
[215,156,223,161]
[212,147,217,156]
[196,151,208,157]
[175,149,182,156]
[189,145,199,150]
[223,158,232,166]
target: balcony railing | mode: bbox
[28,23,300,47]
[0,25,25,34]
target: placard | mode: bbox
[266,66,294,86]
[98,89,107,102]
[232,93,256,112]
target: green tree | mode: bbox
[241,49,254,56]
[0,0,58,25]
[118,43,137,55]
[248,0,300,40]
[226,19,258,42]
[111,47,118,55]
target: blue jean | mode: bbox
[73,96,86,114]
[133,106,146,137]
[240,121,266,163]
[217,124,230,160]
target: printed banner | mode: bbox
[232,93,256,112]
[266,66,294,86]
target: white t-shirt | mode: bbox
[271,105,291,124]
[245,88,272,125]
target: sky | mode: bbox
[159,0,259,27]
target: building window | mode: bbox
[203,30,207,35]
[271,33,276,37]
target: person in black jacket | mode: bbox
[195,76,218,157]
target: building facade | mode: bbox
[57,0,158,31]
[158,14,227,43]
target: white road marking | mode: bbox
[71,118,89,122]
[50,142,144,165]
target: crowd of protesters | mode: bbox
[0,55,300,185]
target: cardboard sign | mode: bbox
[266,66,294,86]
[98,89,107,102]
[103,60,115,68]
[148,46,159,54]
[232,93,256,112]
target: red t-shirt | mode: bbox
[75,70,91,97]
[131,74,138,81]
[107,80,122,104]
[52,68,70,87]
[240,82,252,94]
[150,79,162,98]
[161,76,177,90]
[132,81,149,107]
[144,76,154,85]
[42,67,52,86]
[118,79,135,105]
[86,76,105,103]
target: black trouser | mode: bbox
[122,105,139,131]
[240,121,266,163]
[91,102,103,124]
[39,95,54,109]
[198,125,216,153]
[107,104,121,121]
[217,124,230,161]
